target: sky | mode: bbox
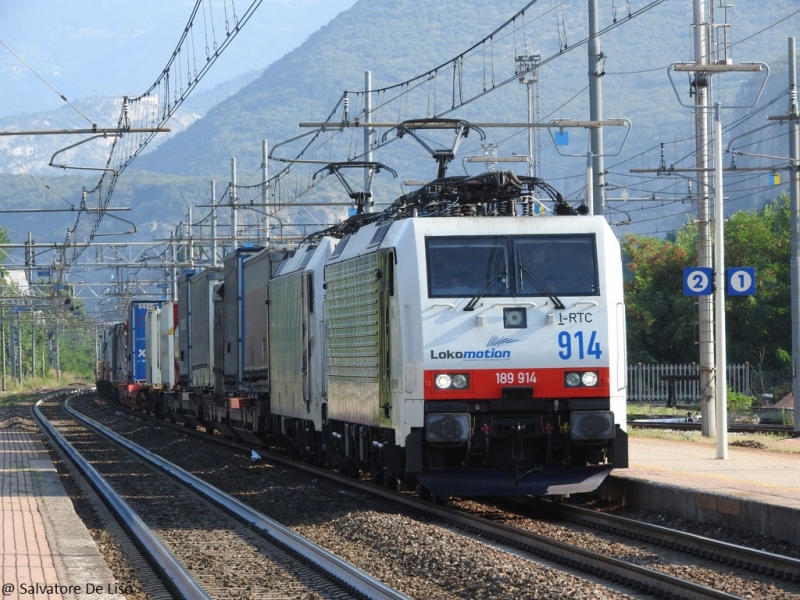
[0,0,357,118]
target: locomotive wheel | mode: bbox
[371,469,384,486]
[383,471,398,491]
[416,483,432,502]
[431,493,450,506]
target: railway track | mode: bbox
[35,389,409,600]
[61,390,800,599]
[628,418,795,436]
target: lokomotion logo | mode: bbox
[429,335,518,361]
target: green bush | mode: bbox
[727,389,754,412]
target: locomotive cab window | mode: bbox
[426,234,598,298]
[427,237,508,298]
[513,234,598,296]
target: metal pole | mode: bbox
[586,151,594,216]
[230,158,238,249]
[55,319,60,382]
[26,232,33,287]
[211,180,218,266]
[694,0,716,437]
[713,102,728,459]
[17,311,22,382]
[788,37,800,433]
[188,206,194,269]
[262,140,269,241]
[364,71,374,213]
[171,233,178,301]
[1,307,6,391]
[527,78,535,177]
[588,0,606,215]
[9,311,15,385]
[31,312,35,379]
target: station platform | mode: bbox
[599,435,800,547]
[4,426,800,599]
[0,430,123,600]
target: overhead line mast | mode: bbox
[694,0,716,438]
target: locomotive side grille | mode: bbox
[325,253,382,379]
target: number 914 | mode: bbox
[558,331,602,360]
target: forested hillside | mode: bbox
[2,0,799,247]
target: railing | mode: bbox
[627,363,750,404]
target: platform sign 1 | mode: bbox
[683,267,713,296]
[727,267,756,296]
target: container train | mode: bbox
[96,170,629,497]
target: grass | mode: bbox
[627,402,800,453]
[0,372,92,401]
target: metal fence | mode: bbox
[627,363,751,404]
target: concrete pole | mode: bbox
[788,37,800,433]
[713,103,728,459]
[588,0,606,215]
[694,0,716,436]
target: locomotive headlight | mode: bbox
[564,371,600,387]
[503,307,527,329]
[451,374,468,389]
[570,411,615,441]
[435,374,452,389]
[434,373,470,390]
[581,371,599,387]
[426,413,471,442]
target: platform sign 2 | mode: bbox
[683,267,713,296]
[727,267,756,296]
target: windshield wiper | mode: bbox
[520,265,565,310]
[464,267,506,311]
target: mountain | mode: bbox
[0,70,258,175]
[2,0,800,259]
[130,0,800,205]
[0,0,357,118]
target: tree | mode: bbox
[623,231,697,364]
[622,193,791,370]
[722,195,792,371]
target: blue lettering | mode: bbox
[433,349,511,360]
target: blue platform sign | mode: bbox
[727,267,756,296]
[683,267,712,296]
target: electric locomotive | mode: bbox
[268,171,628,496]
